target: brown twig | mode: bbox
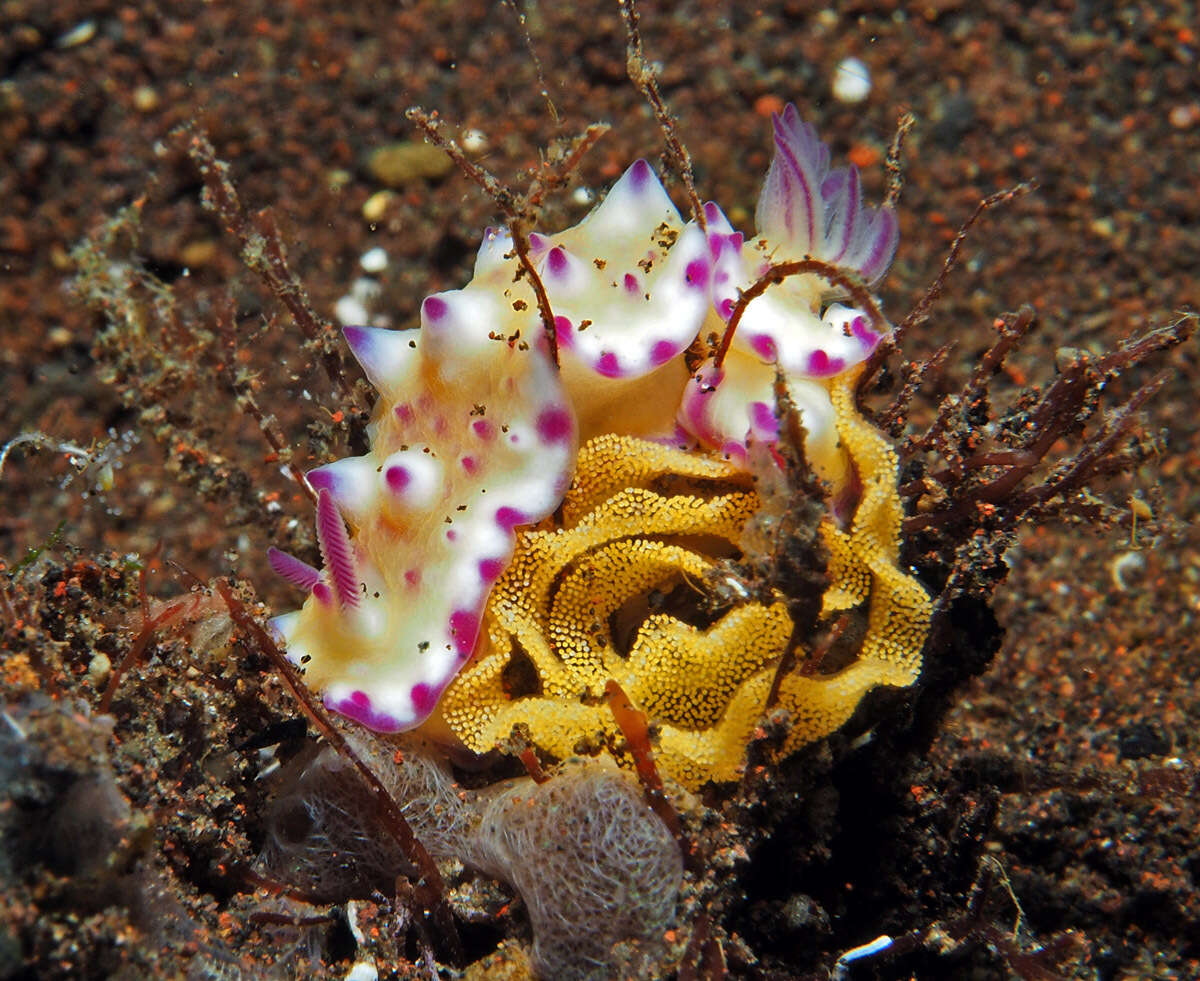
[860,181,1036,395]
[677,912,727,981]
[907,305,1036,466]
[902,313,1195,535]
[603,678,692,864]
[179,126,357,406]
[883,111,916,210]
[212,295,318,506]
[618,0,706,229]
[502,0,558,123]
[876,340,955,436]
[525,124,611,211]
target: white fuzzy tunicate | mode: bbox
[832,57,872,103]
[261,740,681,981]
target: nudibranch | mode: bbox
[270,105,932,786]
[680,104,899,484]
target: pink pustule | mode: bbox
[719,297,736,319]
[478,557,506,582]
[495,506,528,531]
[749,400,780,439]
[404,569,421,587]
[596,351,622,377]
[807,349,846,377]
[750,334,777,361]
[536,406,572,444]
[629,158,652,190]
[394,402,415,424]
[315,490,359,609]
[680,376,724,448]
[448,609,480,657]
[326,690,401,731]
[650,339,678,366]
[850,314,881,348]
[385,464,411,494]
[472,419,495,440]
[422,295,448,322]
[553,316,574,351]
[721,440,748,462]
[684,258,710,289]
[623,272,640,295]
[460,455,478,475]
[547,247,568,277]
[410,683,440,717]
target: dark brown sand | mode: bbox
[2,2,1196,978]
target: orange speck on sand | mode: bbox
[664,929,678,944]
[1012,142,1030,160]
[754,94,785,118]
[848,143,880,169]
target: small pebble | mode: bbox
[56,20,96,49]
[47,326,73,349]
[327,168,352,192]
[132,86,159,113]
[1110,550,1145,592]
[362,189,395,224]
[367,141,453,186]
[461,128,488,153]
[1168,103,1199,130]
[335,295,369,327]
[180,239,219,269]
[87,652,111,688]
[360,247,388,273]
[832,57,871,104]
